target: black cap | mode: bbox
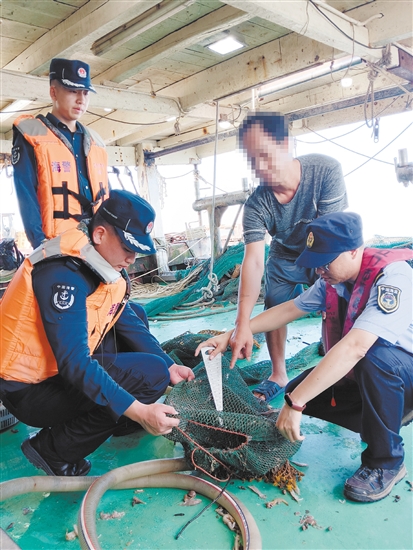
[296,212,364,268]
[97,190,156,255]
[49,58,96,93]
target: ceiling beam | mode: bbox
[3,0,163,75]
[0,70,180,117]
[344,0,413,47]
[94,4,250,84]
[221,0,390,62]
[162,32,343,110]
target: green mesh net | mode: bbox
[165,362,301,481]
[161,331,313,481]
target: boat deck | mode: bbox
[1,306,412,549]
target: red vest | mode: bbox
[323,247,413,353]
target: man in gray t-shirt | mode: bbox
[233,112,348,401]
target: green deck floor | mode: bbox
[1,306,412,549]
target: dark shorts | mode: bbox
[264,256,318,308]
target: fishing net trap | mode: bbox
[161,332,316,483]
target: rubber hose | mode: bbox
[121,473,262,550]
[0,458,261,550]
[78,459,261,550]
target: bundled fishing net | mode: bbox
[162,331,310,481]
[165,361,301,481]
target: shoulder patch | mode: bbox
[52,284,77,311]
[377,285,401,313]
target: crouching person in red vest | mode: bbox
[197,212,413,503]
[0,190,193,476]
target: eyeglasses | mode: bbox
[317,256,339,272]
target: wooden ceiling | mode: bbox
[1,0,412,164]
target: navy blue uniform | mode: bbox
[0,257,173,462]
[287,261,413,470]
[12,113,94,249]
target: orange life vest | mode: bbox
[0,226,129,384]
[13,114,109,239]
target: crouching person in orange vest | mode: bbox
[0,190,194,476]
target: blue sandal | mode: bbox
[253,379,285,402]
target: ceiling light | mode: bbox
[218,114,232,129]
[341,77,353,88]
[208,36,244,55]
[0,99,32,123]
[258,56,361,97]
[103,107,113,112]
[167,116,176,122]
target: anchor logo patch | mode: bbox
[52,284,77,311]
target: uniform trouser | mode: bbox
[285,339,413,470]
[1,303,170,463]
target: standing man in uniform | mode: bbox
[12,58,109,249]
[197,212,413,502]
[0,190,193,476]
[234,112,348,401]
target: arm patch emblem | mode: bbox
[377,285,401,313]
[52,284,77,311]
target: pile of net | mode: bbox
[137,243,268,318]
[162,331,314,482]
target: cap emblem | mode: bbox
[78,67,87,78]
[145,221,154,234]
[123,231,151,252]
[307,232,314,248]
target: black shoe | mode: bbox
[344,463,406,502]
[21,431,91,476]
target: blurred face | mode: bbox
[93,226,137,272]
[241,124,290,186]
[50,82,90,129]
[315,250,359,285]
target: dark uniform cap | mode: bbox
[49,58,96,93]
[97,190,156,255]
[296,211,364,268]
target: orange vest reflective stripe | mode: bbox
[0,227,128,384]
[13,115,109,239]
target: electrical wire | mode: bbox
[296,122,366,143]
[300,125,393,165]
[161,170,194,180]
[307,0,384,51]
[86,110,172,126]
[344,121,413,177]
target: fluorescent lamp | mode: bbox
[341,77,353,88]
[104,107,113,112]
[258,56,361,97]
[208,36,244,55]
[0,100,32,123]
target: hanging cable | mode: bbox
[300,124,393,165]
[344,121,413,177]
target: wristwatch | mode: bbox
[284,392,306,412]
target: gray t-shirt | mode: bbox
[243,154,348,260]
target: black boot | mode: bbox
[21,430,91,476]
